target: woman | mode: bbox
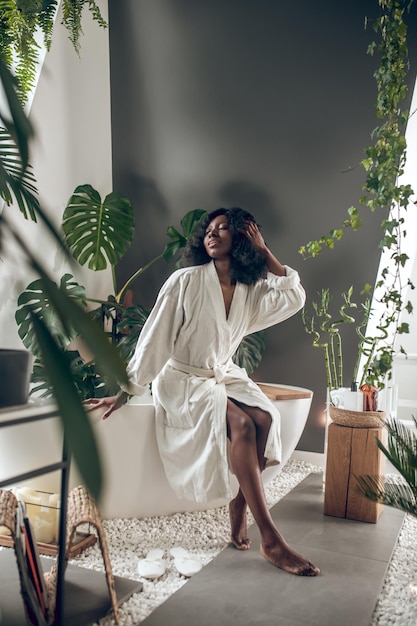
[87,207,319,576]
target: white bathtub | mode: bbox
[0,383,312,519]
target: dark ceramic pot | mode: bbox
[0,349,33,408]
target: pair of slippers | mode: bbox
[137,547,203,580]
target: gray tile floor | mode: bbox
[141,473,405,626]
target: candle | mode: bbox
[33,514,55,543]
[16,487,60,544]
[16,487,42,524]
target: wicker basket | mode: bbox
[329,404,386,428]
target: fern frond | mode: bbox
[38,0,59,51]
[61,0,107,56]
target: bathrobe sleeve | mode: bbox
[121,274,185,396]
[245,265,306,334]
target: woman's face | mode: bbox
[203,214,233,260]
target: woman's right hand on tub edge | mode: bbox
[84,389,129,420]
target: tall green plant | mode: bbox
[0,58,128,500]
[16,199,210,398]
[302,287,362,390]
[299,0,415,387]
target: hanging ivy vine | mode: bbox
[299,0,416,386]
[0,0,107,103]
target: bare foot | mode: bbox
[229,498,251,550]
[260,540,320,576]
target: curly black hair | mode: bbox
[180,207,268,285]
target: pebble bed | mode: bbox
[68,459,417,626]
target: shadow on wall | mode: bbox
[115,172,174,308]
[218,180,286,233]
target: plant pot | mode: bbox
[329,404,386,429]
[0,349,33,408]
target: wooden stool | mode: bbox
[324,422,385,523]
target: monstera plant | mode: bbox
[16,186,207,398]
[16,187,266,399]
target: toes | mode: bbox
[260,544,319,576]
[301,564,320,576]
[231,537,251,551]
[290,560,320,577]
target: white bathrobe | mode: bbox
[125,260,306,502]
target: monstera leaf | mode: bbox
[16,274,87,356]
[162,209,207,263]
[233,330,266,375]
[62,184,135,270]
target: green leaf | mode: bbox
[397,322,409,334]
[0,59,33,167]
[232,331,266,374]
[37,274,129,390]
[16,274,87,356]
[356,417,417,517]
[162,239,185,263]
[162,209,208,263]
[0,127,40,220]
[62,184,135,271]
[180,209,207,237]
[117,305,150,363]
[29,310,103,501]
[31,350,112,400]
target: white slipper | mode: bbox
[170,547,203,577]
[137,549,166,579]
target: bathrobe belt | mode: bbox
[168,358,230,384]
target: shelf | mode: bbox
[0,548,142,626]
[0,401,140,625]
[0,531,96,558]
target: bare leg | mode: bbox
[229,487,250,550]
[226,399,319,576]
[228,401,271,550]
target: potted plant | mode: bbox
[14,189,204,396]
[302,286,368,390]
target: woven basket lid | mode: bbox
[329,404,386,428]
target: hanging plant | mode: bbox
[0,0,107,103]
[299,0,415,386]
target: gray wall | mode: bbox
[108,0,417,452]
